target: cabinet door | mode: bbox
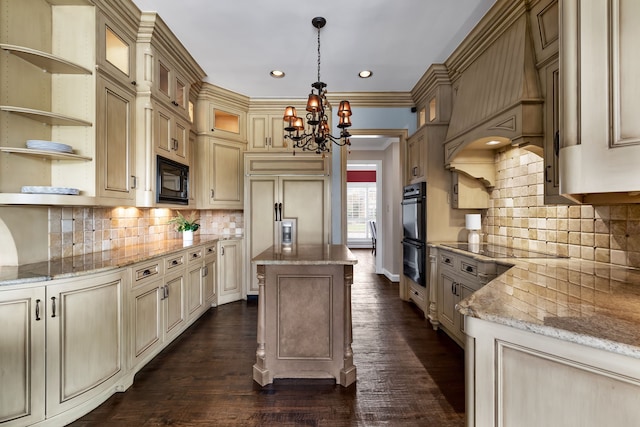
[96,13,136,86]
[247,177,278,293]
[280,176,329,246]
[438,272,458,335]
[96,76,135,202]
[560,0,640,199]
[248,114,269,150]
[0,287,45,426]
[203,255,217,306]
[207,139,243,209]
[406,131,424,183]
[542,59,570,203]
[174,116,189,162]
[218,239,243,305]
[155,103,173,157]
[163,270,186,342]
[186,261,204,323]
[46,270,124,417]
[129,279,162,371]
[269,115,287,150]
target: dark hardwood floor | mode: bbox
[71,249,465,426]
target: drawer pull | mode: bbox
[444,258,451,264]
[172,260,178,266]
[466,266,473,272]
[143,269,151,276]
[192,253,200,259]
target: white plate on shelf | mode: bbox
[21,186,79,195]
[26,140,73,153]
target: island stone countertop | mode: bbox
[431,243,640,359]
[0,234,241,286]
[252,244,357,266]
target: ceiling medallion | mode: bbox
[282,17,353,156]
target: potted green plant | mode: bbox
[168,211,200,242]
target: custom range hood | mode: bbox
[443,11,544,188]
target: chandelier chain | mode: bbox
[316,25,321,83]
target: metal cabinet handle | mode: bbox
[35,299,41,321]
[165,285,169,298]
[221,247,225,256]
[211,189,215,199]
[172,260,178,266]
[202,266,209,277]
[453,183,458,194]
[545,165,552,183]
[51,296,56,318]
[192,253,199,259]
[412,166,418,176]
[131,80,137,86]
[172,101,179,107]
[466,266,473,272]
[143,269,151,276]
[131,175,137,189]
[444,258,451,264]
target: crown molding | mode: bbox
[198,83,250,110]
[445,0,529,83]
[411,64,451,107]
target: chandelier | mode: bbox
[283,17,353,155]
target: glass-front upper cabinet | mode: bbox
[157,56,189,116]
[96,13,136,87]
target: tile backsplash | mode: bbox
[484,146,640,269]
[48,208,243,259]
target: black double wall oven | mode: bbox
[401,182,426,286]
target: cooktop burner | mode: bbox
[442,243,567,259]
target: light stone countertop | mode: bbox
[0,234,241,286]
[252,244,357,266]
[431,242,640,359]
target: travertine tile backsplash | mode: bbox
[48,208,244,259]
[484,146,640,268]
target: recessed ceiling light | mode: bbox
[486,140,501,146]
[270,70,285,78]
[358,70,373,78]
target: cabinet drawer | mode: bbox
[132,262,161,289]
[204,244,216,259]
[460,260,478,277]
[408,282,426,308]
[440,253,456,269]
[187,248,203,263]
[166,253,185,270]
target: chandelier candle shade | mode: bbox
[283,17,353,156]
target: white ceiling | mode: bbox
[130,0,498,99]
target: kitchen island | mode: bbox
[251,244,357,386]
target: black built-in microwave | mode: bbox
[157,155,189,205]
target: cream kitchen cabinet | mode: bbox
[203,243,217,306]
[451,171,490,209]
[245,173,330,295]
[45,269,125,419]
[435,248,496,347]
[1,270,126,426]
[217,238,243,305]
[155,53,190,117]
[406,128,425,183]
[96,74,136,203]
[186,247,205,324]
[196,137,244,209]
[162,252,187,343]
[0,286,46,426]
[559,0,640,203]
[95,7,137,89]
[466,316,640,427]
[128,260,163,373]
[247,113,288,152]
[154,101,189,164]
[195,83,249,143]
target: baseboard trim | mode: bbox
[383,269,400,283]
